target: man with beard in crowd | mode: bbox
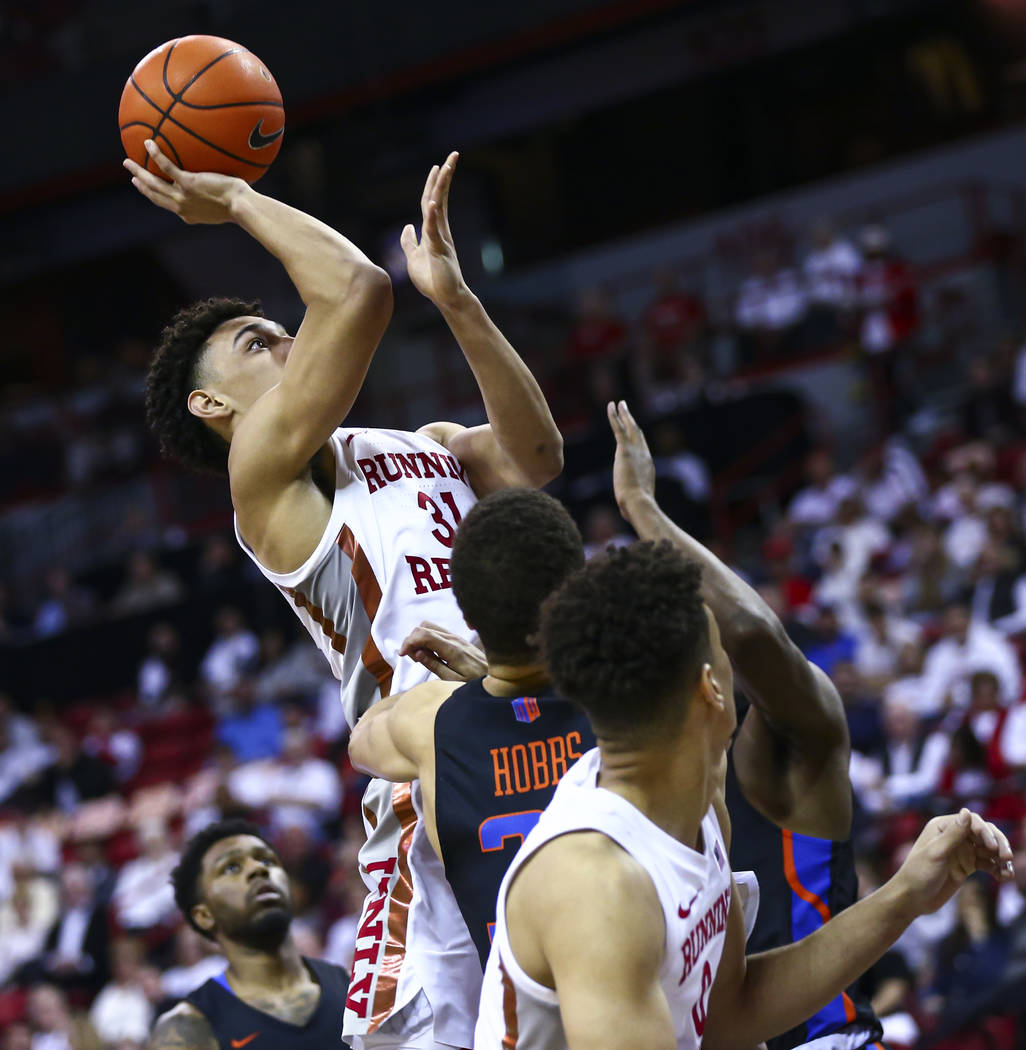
[148,818,350,1049]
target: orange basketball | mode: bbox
[118,35,284,185]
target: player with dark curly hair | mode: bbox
[471,415,1015,1050]
[127,140,563,1050]
[348,488,594,975]
[150,818,352,1050]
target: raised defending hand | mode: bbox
[399,621,487,682]
[400,152,468,311]
[608,400,656,518]
[893,808,1014,917]
[124,139,247,224]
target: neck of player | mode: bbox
[595,730,718,851]
[224,934,309,991]
[483,661,550,697]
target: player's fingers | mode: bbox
[143,138,183,180]
[127,172,179,212]
[421,165,440,215]
[966,811,999,852]
[618,399,641,434]
[435,152,458,238]
[400,224,419,258]
[423,201,445,248]
[930,809,973,853]
[607,400,624,434]
[408,648,460,681]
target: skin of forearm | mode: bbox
[229,187,386,304]
[621,493,772,645]
[714,880,910,1050]
[438,291,563,481]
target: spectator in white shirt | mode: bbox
[853,695,950,814]
[918,602,1022,717]
[788,448,857,528]
[200,606,259,711]
[804,218,861,311]
[89,936,161,1047]
[137,622,185,709]
[229,727,342,838]
[111,818,179,932]
[812,493,891,584]
[857,442,928,524]
[0,717,54,808]
[852,600,922,689]
[0,878,50,984]
[160,925,226,1001]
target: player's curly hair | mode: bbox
[145,297,262,475]
[172,817,268,939]
[539,541,709,742]
[452,489,584,663]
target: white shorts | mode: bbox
[351,992,469,1050]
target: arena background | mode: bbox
[2,1,1026,1047]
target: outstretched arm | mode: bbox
[607,400,851,839]
[404,154,563,493]
[348,679,458,782]
[126,141,392,496]
[703,809,1013,1050]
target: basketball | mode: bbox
[118,35,284,185]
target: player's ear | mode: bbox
[697,663,727,712]
[191,902,216,937]
[188,388,231,423]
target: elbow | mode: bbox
[350,262,393,315]
[522,431,564,489]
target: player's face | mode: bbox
[199,316,294,416]
[196,835,293,948]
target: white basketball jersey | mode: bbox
[236,426,483,1044]
[475,748,733,1050]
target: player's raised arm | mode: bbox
[607,400,851,839]
[404,153,563,493]
[126,140,392,493]
[703,809,1014,1050]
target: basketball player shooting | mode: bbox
[127,142,563,1050]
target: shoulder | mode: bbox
[514,829,661,930]
[148,1002,218,1050]
[416,421,464,447]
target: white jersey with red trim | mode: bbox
[475,748,734,1050]
[236,425,483,1044]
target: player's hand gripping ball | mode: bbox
[119,35,284,184]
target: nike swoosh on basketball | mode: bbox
[248,120,283,150]
[231,1033,260,1048]
[678,893,699,919]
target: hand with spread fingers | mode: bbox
[400,152,468,312]
[123,139,247,224]
[608,399,656,516]
[893,808,1015,917]
[399,620,487,682]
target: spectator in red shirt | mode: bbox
[565,286,627,362]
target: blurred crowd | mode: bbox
[1,204,1025,1050]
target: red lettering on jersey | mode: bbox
[692,960,713,1036]
[431,557,452,588]
[374,453,403,483]
[357,895,385,941]
[528,740,550,790]
[679,886,731,985]
[416,451,447,478]
[492,747,513,797]
[345,971,373,1018]
[406,554,454,594]
[406,555,437,595]
[390,452,422,479]
[358,457,384,493]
